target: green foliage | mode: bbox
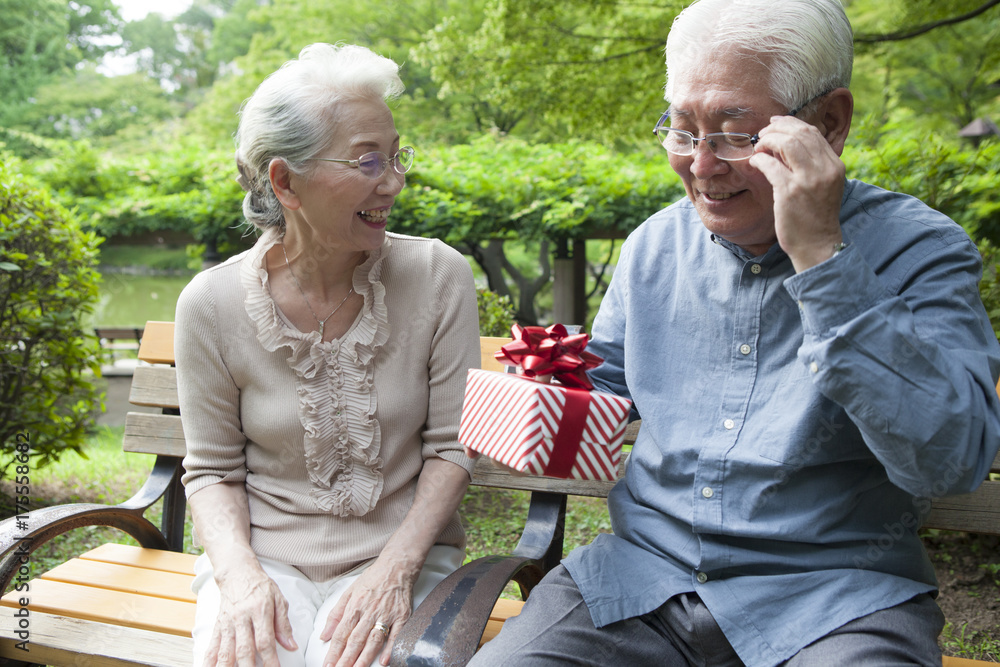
[184,0,490,148]
[940,621,1000,662]
[477,288,516,337]
[415,0,680,142]
[0,0,123,139]
[391,136,681,323]
[26,139,253,259]
[977,239,1000,341]
[394,135,683,244]
[13,68,180,143]
[844,121,1000,241]
[0,158,103,473]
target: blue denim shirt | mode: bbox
[563,179,1000,666]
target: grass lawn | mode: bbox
[0,426,198,577]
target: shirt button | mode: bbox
[739,344,751,355]
[696,571,709,584]
[810,361,819,373]
[750,263,762,274]
[723,419,735,430]
[702,486,714,499]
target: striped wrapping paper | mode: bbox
[459,369,632,480]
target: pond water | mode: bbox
[86,273,194,329]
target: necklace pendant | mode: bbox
[318,322,324,338]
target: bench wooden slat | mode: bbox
[138,321,176,365]
[480,598,524,647]
[82,543,199,575]
[128,365,180,409]
[0,578,194,636]
[471,457,620,497]
[479,598,525,647]
[480,336,508,372]
[124,412,185,458]
[944,657,1000,667]
[925,480,1000,534]
[0,611,192,667]
[41,558,196,603]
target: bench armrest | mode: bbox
[391,490,568,666]
[391,552,543,667]
[0,455,181,592]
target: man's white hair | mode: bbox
[665,0,853,111]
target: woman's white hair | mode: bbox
[235,43,404,230]
[665,0,853,112]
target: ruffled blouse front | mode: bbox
[239,228,391,517]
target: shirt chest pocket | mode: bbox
[750,386,870,467]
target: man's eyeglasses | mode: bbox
[653,122,759,162]
[652,89,835,162]
[309,146,415,179]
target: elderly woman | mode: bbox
[175,43,480,667]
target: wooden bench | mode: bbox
[95,327,145,366]
[0,324,996,666]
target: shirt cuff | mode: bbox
[782,244,889,335]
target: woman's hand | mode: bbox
[319,553,418,667]
[320,458,472,666]
[189,483,297,666]
[205,563,298,667]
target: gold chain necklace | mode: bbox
[280,242,354,339]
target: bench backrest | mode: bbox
[125,322,1000,535]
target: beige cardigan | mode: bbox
[176,229,480,579]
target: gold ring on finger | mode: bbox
[372,621,390,641]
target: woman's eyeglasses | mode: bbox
[310,146,415,179]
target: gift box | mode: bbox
[459,324,632,481]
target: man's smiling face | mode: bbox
[666,54,788,256]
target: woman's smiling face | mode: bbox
[666,55,787,255]
[288,96,404,254]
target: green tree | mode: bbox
[27,139,252,260]
[13,67,179,141]
[185,0,487,147]
[417,0,1000,144]
[0,0,121,112]
[0,158,103,473]
[392,135,683,323]
[416,0,679,142]
[120,2,232,95]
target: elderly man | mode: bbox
[469,0,1000,665]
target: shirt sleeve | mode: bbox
[175,272,248,498]
[420,241,481,476]
[587,237,639,421]
[784,238,1000,497]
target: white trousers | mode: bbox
[190,545,464,667]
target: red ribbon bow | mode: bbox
[494,323,603,390]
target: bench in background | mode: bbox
[94,327,146,366]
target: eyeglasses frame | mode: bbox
[309,146,415,179]
[652,89,836,162]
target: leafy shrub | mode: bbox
[394,135,684,245]
[978,239,1000,342]
[26,139,252,261]
[0,159,103,473]
[845,123,1000,243]
[477,288,517,336]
